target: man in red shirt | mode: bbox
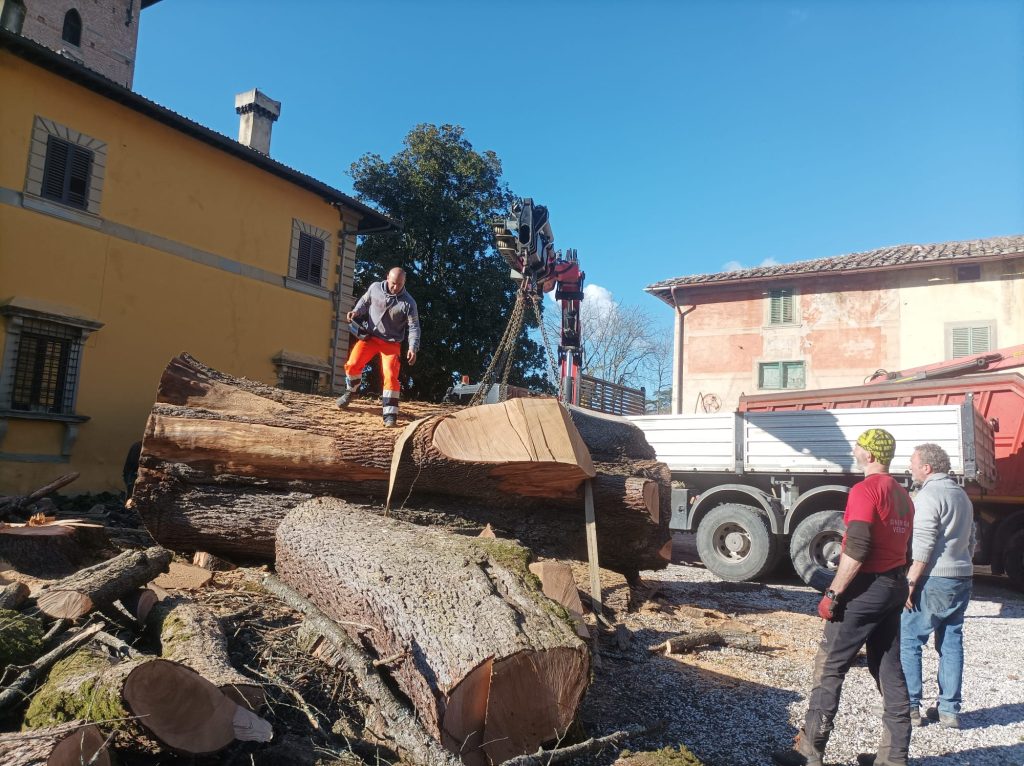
[774,429,915,766]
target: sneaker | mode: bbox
[926,707,960,729]
[382,415,398,428]
[336,391,353,409]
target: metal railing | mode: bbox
[577,374,646,416]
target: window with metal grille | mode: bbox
[295,232,325,285]
[758,360,805,390]
[279,366,320,394]
[62,9,82,46]
[768,288,794,324]
[42,136,93,210]
[948,324,993,359]
[10,319,82,414]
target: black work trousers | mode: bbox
[804,569,911,765]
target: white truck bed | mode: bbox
[630,404,974,477]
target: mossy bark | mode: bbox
[23,647,141,731]
[0,609,44,667]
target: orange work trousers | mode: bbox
[344,336,402,397]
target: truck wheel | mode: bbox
[790,511,845,593]
[1004,529,1024,593]
[696,503,779,582]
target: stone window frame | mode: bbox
[284,219,332,299]
[0,301,101,461]
[272,350,331,395]
[24,116,107,226]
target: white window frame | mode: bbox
[945,321,996,359]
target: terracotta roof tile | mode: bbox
[647,234,1024,297]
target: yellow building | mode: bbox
[0,29,395,493]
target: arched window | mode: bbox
[62,9,82,46]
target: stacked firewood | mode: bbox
[6,354,674,765]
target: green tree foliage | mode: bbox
[349,124,549,401]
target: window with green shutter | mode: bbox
[948,324,993,359]
[295,232,325,285]
[768,288,794,324]
[758,360,806,390]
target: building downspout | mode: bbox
[328,205,397,394]
[670,286,695,415]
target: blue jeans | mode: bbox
[900,575,972,715]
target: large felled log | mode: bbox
[133,354,670,575]
[24,647,271,755]
[276,498,590,766]
[150,596,265,709]
[0,721,112,766]
[33,547,172,620]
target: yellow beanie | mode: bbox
[857,428,896,466]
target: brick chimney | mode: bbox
[234,88,281,155]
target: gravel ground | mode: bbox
[580,533,1024,766]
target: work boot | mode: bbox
[925,707,960,729]
[336,391,354,409]
[382,415,398,428]
[771,730,823,766]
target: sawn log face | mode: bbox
[276,498,590,765]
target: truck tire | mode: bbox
[1004,529,1024,593]
[695,503,779,582]
[790,510,845,593]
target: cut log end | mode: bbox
[122,660,241,754]
[48,724,112,766]
[36,590,94,621]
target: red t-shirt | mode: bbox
[842,473,915,573]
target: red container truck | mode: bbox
[739,346,1024,591]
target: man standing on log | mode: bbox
[336,267,420,427]
[773,428,915,766]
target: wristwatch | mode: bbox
[824,589,838,600]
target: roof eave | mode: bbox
[647,250,1024,305]
[0,29,398,233]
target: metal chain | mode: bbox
[530,294,562,394]
[468,288,528,407]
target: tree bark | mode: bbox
[276,498,590,766]
[0,721,112,766]
[150,596,265,710]
[24,647,271,755]
[264,575,463,766]
[132,354,670,576]
[33,547,172,620]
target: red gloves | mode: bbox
[818,590,840,621]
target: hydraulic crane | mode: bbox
[491,198,585,404]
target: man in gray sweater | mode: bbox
[901,443,976,729]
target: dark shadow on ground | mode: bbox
[913,743,1024,765]
[579,626,801,766]
[959,702,1024,729]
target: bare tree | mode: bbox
[539,290,672,404]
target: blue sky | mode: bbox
[135,0,1024,325]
